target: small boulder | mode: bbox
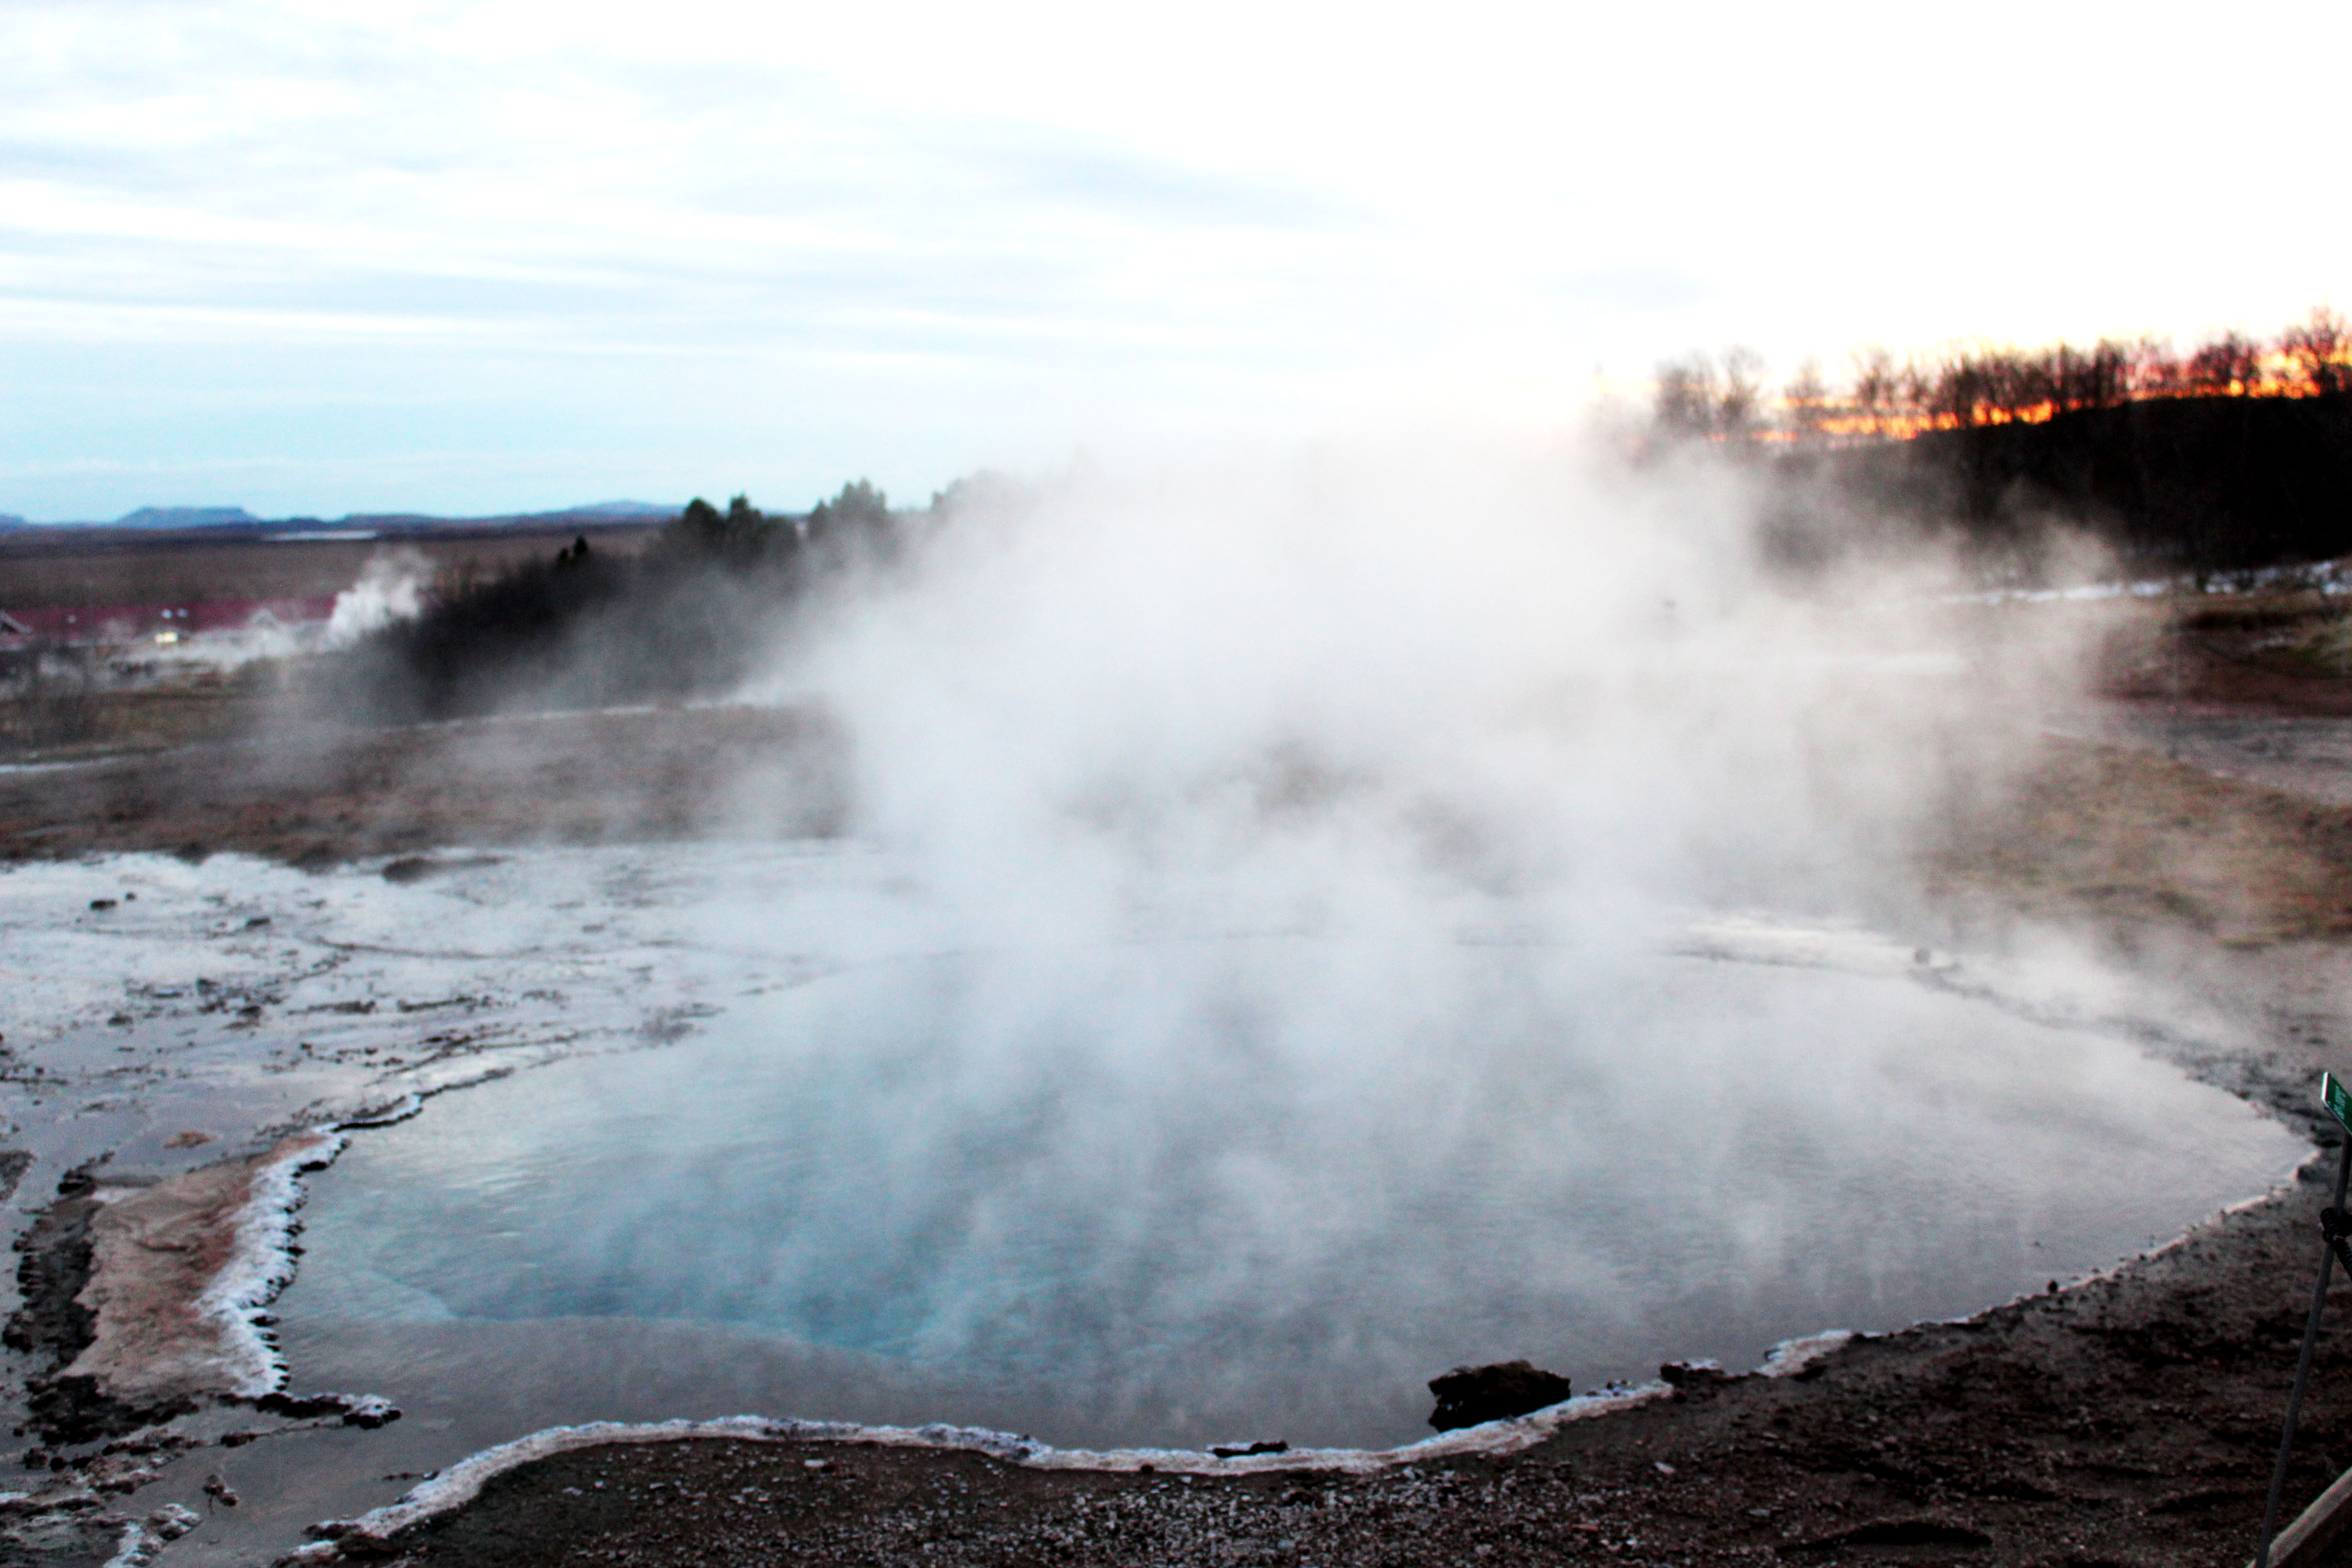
[1426,1359,1573,1431]
[1659,1360,1729,1390]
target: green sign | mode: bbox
[2325,1071,2352,1136]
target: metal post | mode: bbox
[2256,1133,2352,1568]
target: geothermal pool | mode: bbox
[245,847,2305,1454]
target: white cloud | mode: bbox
[1,0,2347,516]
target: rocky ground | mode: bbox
[10,601,2352,1565]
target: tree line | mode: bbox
[1656,308,2351,444]
[1653,309,2352,577]
[335,480,914,721]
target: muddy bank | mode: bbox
[10,1134,346,1440]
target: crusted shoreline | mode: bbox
[9,1132,351,1446]
[290,1334,1860,1557]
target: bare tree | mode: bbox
[2127,336,2183,399]
[2186,331,2263,397]
[1930,347,1996,428]
[2278,307,2350,397]
[1849,347,1896,436]
[1781,358,1833,443]
[1716,348,1766,440]
[1652,355,1722,440]
[1652,349,1768,445]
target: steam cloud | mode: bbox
[325,549,431,648]
[290,437,2294,1450]
[775,440,2065,933]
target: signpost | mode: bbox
[2254,1073,2352,1568]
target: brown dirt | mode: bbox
[1926,732,2352,946]
[0,703,848,866]
[2097,591,2352,718]
[0,662,285,760]
[64,1133,339,1413]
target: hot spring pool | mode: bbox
[271,913,2303,1452]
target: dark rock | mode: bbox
[258,1391,401,1429]
[1210,1440,1289,1458]
[1659,1360,1730,1390]
[1426,1359,1573,1431]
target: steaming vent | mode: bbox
[246,448,2298,1451]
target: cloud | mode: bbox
[1,0,2348,516]
[1549,267,1715,315]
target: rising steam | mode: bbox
[284,436,2293,1453]
[325,549,431,648]
[767,438,2075,934]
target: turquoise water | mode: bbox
[275,938,2303,1450]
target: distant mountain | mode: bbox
[540,500,676,520]
[0,500,680,536]
[113,506,261,529]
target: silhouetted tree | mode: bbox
[1781,359,1834,444]
[1651,350,1765,445]
[2280,308,2350,397]
[1716,348,1765,440]
[1849,348,1900,436]
[1652,355,1720,440]
[2185,331,2264,397]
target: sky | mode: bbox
[3,0,2347,521]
